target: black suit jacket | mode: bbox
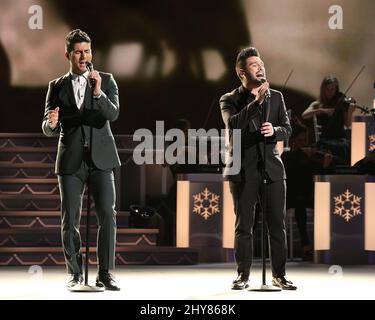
[220,85,291,182]
[42,72,121,174]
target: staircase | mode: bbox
[0,133,198,266]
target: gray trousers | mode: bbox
[58,156,117,275]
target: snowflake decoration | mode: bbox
[192,187,220,220]
[333,189,362,222]
[369,134,375,152]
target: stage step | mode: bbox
[0,228,157,234]
[0,210,130,228]
[0,227,158,247]
[0,147,57,153]
[0,179,57,184]
[0,163,55,168]
[0,210,130,217]
[0,194,60,199]
[0,133,193,265]
[0,246,198,266]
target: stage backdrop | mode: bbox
[0,0,374,135]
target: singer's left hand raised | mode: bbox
[254,81,269,105]
[88,70,102,96]
[261,122,274,137]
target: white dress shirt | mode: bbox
[71,71,89,110]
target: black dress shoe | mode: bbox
[272,276,297,290]
[67,273,83,288]
[231,273,249,290]
[96,271,120,291]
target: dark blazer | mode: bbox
[42,72,121,174]
[220,85,291,182]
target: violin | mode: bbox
[344,97,372,115]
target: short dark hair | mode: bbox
[65,29,91,53]
[235,47,260,76]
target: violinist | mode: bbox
[302,75,357,164]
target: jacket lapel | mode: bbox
[256,97,271,128]
[58,73,76,107]
[251,118,260,131]
[82,82,93,111]
[265,93,271,122]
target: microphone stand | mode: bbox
[250,93,281,292]
[69,65,104,292]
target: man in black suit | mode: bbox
[220,47,296,290]
[42,29,121,290]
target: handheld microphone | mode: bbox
[260,78,271,99]
[85,61,97,87]
[86,61,93,71]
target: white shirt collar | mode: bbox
[70,70,89,81]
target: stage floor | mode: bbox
[0,261,374,300]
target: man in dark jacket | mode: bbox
[220,47,296,290]
[42,29,121,290]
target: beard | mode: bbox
[247,72,263,85]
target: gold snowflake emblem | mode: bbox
[369,134,375,151]
[192,187,220,220]
[333,189,362,222]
